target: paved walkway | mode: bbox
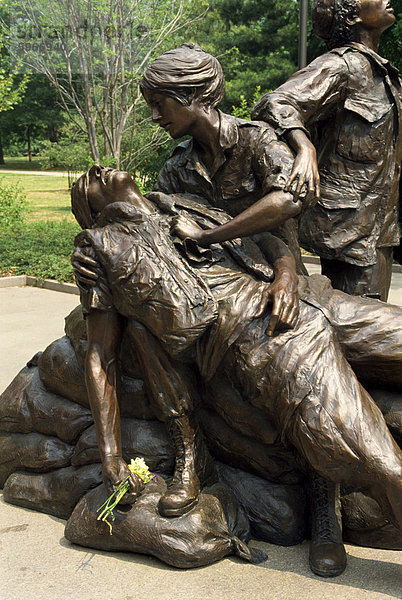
[0,283,401,600]
[0,286,79,393]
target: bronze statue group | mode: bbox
[2,0,402,580]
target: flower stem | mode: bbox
[97,477,130,534]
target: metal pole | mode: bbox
[298,0,309,69]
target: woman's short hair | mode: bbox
[71,172,96,229]
[312,0,360,49]
[140,43,225,108]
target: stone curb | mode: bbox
[26,276,79,295]
[0,274,79,295]
[0,275,27,287]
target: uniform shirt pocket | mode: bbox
[336,97,393,163]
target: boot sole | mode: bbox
[309,558,347,578]
[159,498,198,518]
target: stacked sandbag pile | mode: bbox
[0,305,268,566]
[0,305,174,521]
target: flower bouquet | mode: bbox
[97,457,157,534]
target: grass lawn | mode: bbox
[0,171,74,222]
[0,162,79,281]
[0,155,67,172]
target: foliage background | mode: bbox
[1,0,401,182]
[0,0,400,282]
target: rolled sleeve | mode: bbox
[253,129,305,199]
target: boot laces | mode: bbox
[316,494,336,542]
[168,422,186,482]
[312,477,340,543]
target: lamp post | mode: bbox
[298,0,309,69]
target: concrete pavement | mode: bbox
[1,498,401,600]
[0,286,79,393]
[1,282,401,600]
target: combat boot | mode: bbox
[158,413,201,517]
[309,471,347,577]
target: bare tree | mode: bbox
[7,0,206,169]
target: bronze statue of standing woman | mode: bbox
[253,0,401,301]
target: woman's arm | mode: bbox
[172,189,302,247]
[85,309,144,501]
[285,129,320,200]
[172,212,300,335]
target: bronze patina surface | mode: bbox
[0,42,401,576]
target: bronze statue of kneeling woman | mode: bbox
[72,162,402,579]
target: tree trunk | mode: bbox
[86,118,100,164]
[48,125,58,143]
[0,135,5,165]
[27,125,32,162]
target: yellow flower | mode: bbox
[128,457,154,483]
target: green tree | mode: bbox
[6,0,207,170]
[0,28,29,162]
[196,0,400,113]
[380,0,402,71]
[0,74,65,161]
[0,61,27,113]
[195,0,300,110]
[0,25,27,114]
